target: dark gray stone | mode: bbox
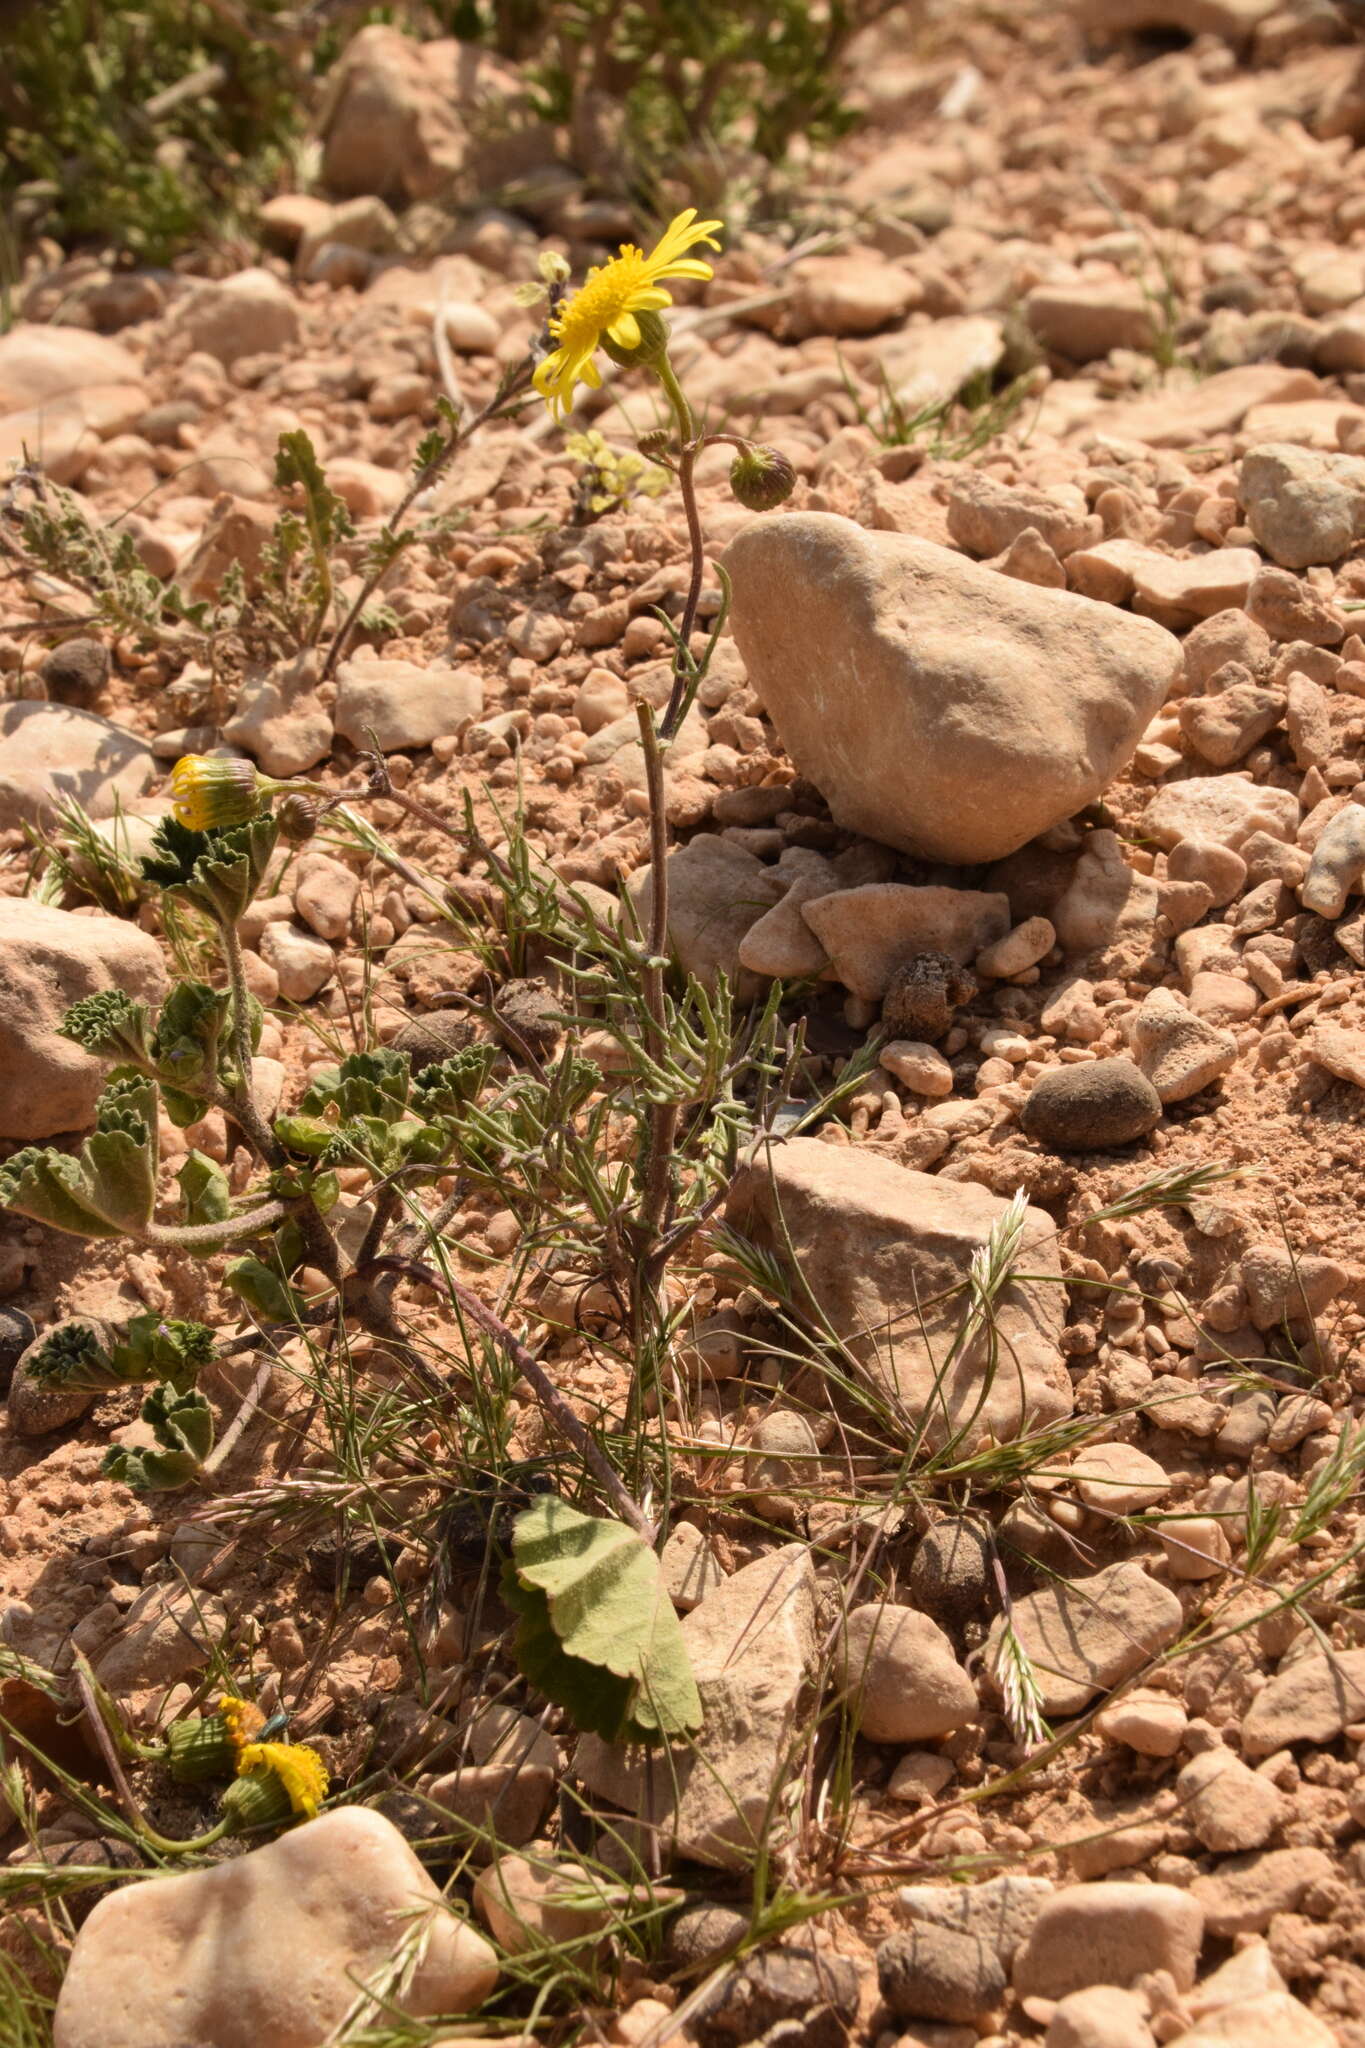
[876,1923,1005,2025]
[39,638,111,706]
[1019,1057,1161,1152]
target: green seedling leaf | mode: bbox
[179,1150,231,1229]
[504,1496,702,1745]
[223,1256,305,1324]
[102,1383,214,1491]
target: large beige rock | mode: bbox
[725,515,1181,863]
[0,701,155,832]
[725,1137,1070,1444]
[0,900,168,1140]
[52,1807,499,2048]
[319,24,551,202]
[1094,366,1318,448]
[170,267,300,369]
[575,1545,816,1870]
[0,323,143,415]
[334,655,483,752]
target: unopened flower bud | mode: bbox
[637,426,672,462]
[728,445,797,511]
[602,308,671,370]
[274,792,320,842]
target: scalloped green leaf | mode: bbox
[506,1496,702,1745]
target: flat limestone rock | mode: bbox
[0,899,168,1140]
[53,1807,499,2048]
[725,514,1180,864]
[726,1136,1071,1445]
[0,701,156,832]
[802,884,1010,999]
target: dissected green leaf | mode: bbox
[59,988,152,1064]
[298,1048,412,1122]
[141,814,278,925]
[23,1321,120,1392]
[506,1496,702,1745]
[108,1314,215,1392]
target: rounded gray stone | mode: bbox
[1020,1058,1162,1152]
[877,1922,1006,2024]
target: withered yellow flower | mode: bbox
[169,754,261,832]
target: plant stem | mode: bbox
[654,354,705,741]
[144,1200,287,1250]
[322,363,534,683]
[219,918,283,1167]
[368,1255,655,1543]
[137,1816,232,1856]
[202,1352,275,1476]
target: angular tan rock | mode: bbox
[52,1807,499,2048]
[0,899,168,1140]
[1165,1991,1337,2048]
[334,655,483,752]
[1240,442,1365,568]
[1012,1881,1204,1999]
[801,884,1010,999]
[726,1137,1070,1445]
[625,834,786,998]
[984,1561,1182,1716]
[724,514,1181,863]
[1175,1749,1282,1853]
[0,323,143,414]
[1188,1846,1333,1936]
[1095,365,1319,448]
[574,1544,817,1870]
[1240,1647,1365,1757]
[842,1602,979,1743]
[92,1584,225,1694]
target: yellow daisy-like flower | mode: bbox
[533,208,723,419]
[169,753,261,832]
[231,1739,330,1822]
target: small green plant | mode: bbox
[839,354,1039,458]
[565,428,668,520]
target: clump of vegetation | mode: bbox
[0,0,312,263]
[457,0,904,164]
